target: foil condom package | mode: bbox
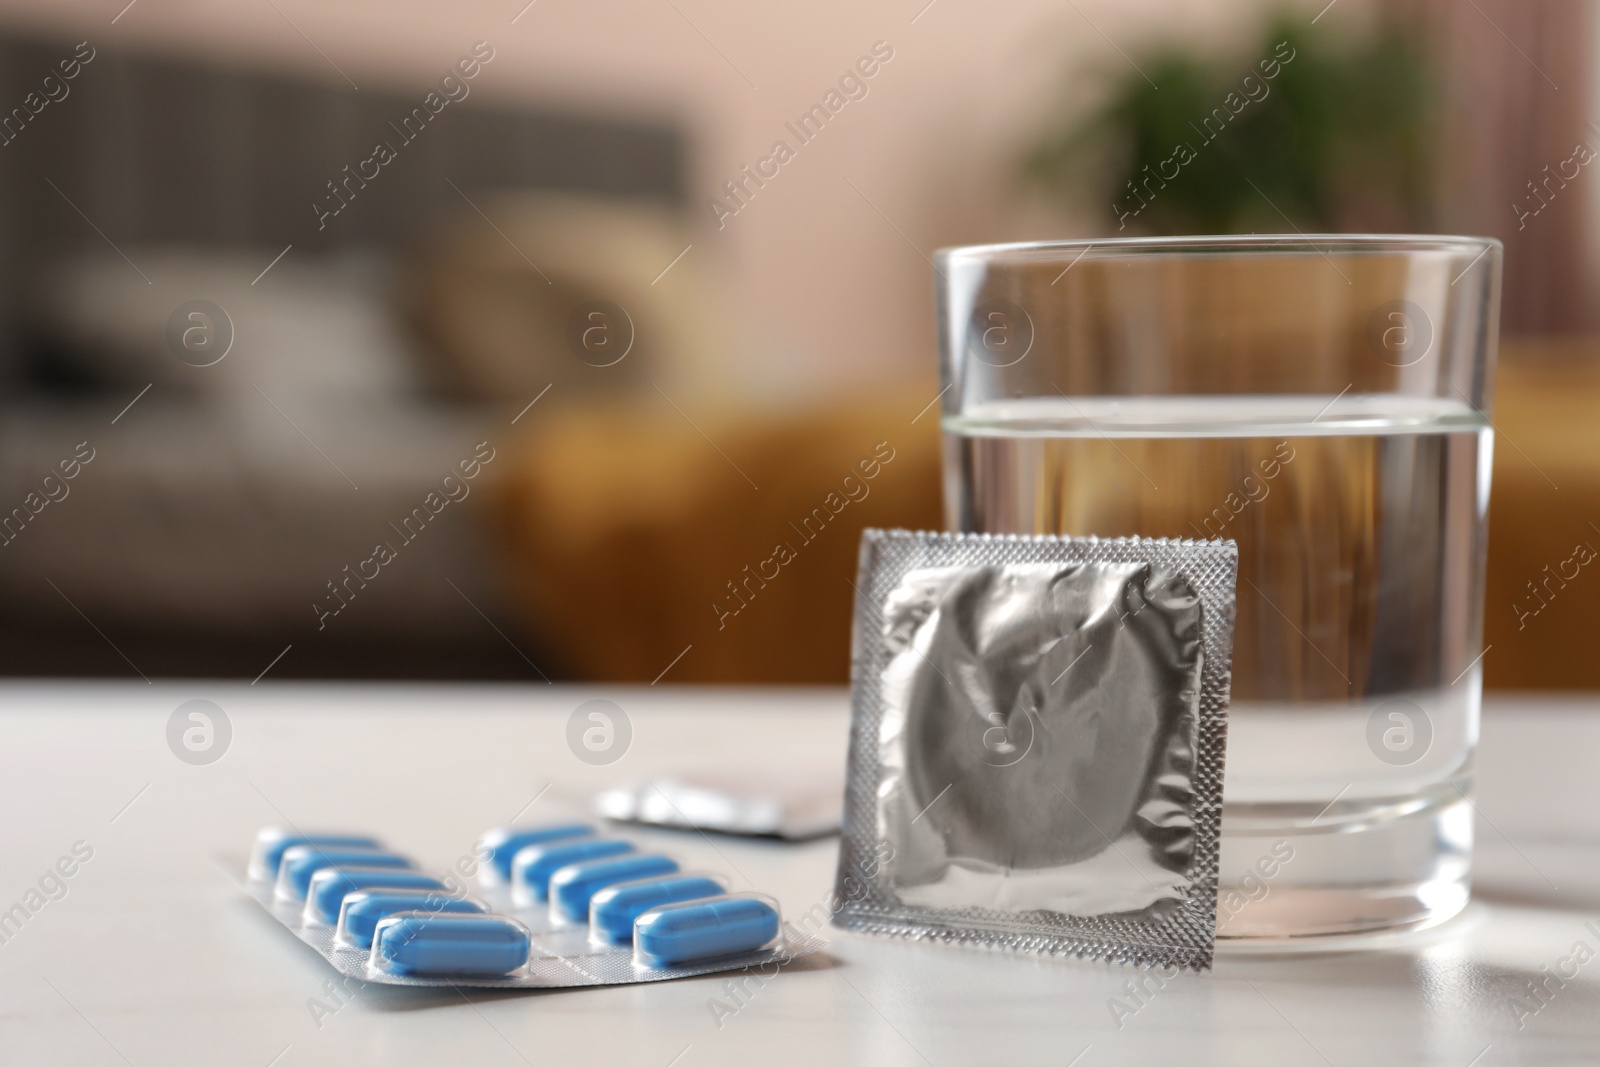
[834,529,1238,970]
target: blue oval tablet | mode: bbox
[590,875,726,944]
[306,866,446,924]
[250,830,381,882]
[478,823,595,881]
[373,912,531,976]
[512,838,635,903]
[634,897,781,967]
[339,888,487,949]
[549,854,679,924]
[278,846,414,901]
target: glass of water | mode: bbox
[934,235,1501,941]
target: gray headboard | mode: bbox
[0,30,687,386]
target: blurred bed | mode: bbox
[0,30,690,679]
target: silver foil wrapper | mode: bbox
[833,530,1237,970]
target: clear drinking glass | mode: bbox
[933,235,1501,941]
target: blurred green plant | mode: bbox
[1023,14,1436,234]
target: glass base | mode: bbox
[1215,782,1474,941]
[1216,900,1485,956]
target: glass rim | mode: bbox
[935,233,1501,264]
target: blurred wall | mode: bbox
[1424,0,1600,334]
[0,0,1292,402]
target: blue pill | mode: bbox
[479,823,594,881]
[339,888,487,949]
[279,846,414,901]
[373,913,531,976]
[513,838,635,903]
[306,866,446,924]
[549,854,679,924]
[250,830,381,881]
[590,875,726,943]
[634,897,781,967]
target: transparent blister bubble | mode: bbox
[510,836,636,909]
[835,529,1237,971]
[588,870,733,947]
[634,892,785,969]
[334,886,490,951]
[474,823,595,889]
[246,828,382,884]
[549,853,680,926]
[274,844,414,904]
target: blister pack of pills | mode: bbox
[595,772,843,841]
[234,822,827,988]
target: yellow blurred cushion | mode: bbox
[487,397,943,683]
[1483,340,1600,689]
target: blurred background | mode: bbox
[0,0,1593,687]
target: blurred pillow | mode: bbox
[32,247,422,403]
[406,191,725,402]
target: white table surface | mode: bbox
[2,683,1598,1067]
